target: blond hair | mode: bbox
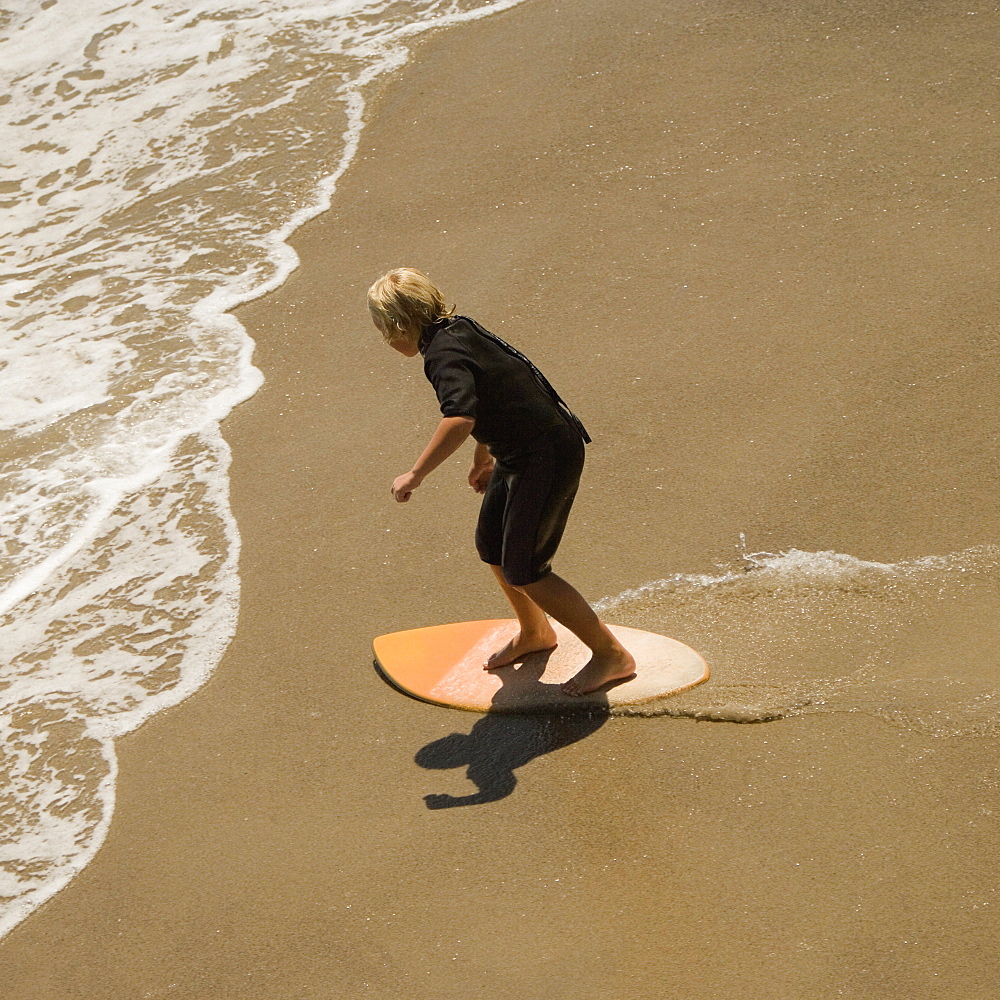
[367,267,454,342]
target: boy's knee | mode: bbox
[503,566,546,590]
[499,565,524,589]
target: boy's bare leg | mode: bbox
[518,573,636,695]
[485,564,558,670]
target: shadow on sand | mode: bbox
[414,648,610,809]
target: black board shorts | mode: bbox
[475,422,586,586]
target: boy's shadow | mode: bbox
[414,649,609,809]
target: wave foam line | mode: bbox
[595,542,1000,729]
[595,543,996,613]
[0,0,534,942]
[1,0,533,634]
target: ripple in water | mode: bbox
[0,0,531,939]
[597,544,1000,734]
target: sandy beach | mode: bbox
[3,0,998,996]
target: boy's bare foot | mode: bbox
[484,627,558,670]
[561,646,636,696]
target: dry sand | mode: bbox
[3,0,998,996]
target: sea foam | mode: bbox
[0,0,530,940]
[598,543,1000,732]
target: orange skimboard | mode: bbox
[372,619,709,712]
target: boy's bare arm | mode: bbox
[392,415,475,502]
[472,442,491,466]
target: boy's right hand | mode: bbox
[468,461,494,494]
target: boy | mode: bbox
[368,268,635,696]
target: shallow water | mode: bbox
[598,543,1000,734]
[0,0,529,940]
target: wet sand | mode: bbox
[3,0,999,996]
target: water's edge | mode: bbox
[0,0,532,941]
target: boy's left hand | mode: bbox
[391,471,422,502]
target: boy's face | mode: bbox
[387,333,420,357]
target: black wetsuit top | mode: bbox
[420,316,590,464]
